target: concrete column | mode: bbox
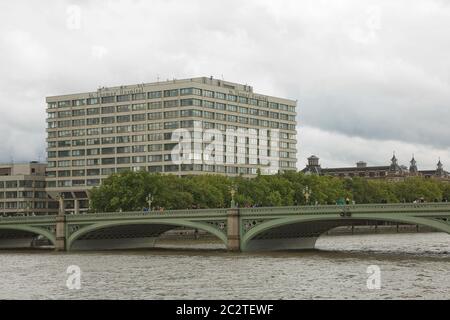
[227,208,240,252]
[55,215,67,251]
[74,199,80,215]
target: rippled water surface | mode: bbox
[0,233,449,299]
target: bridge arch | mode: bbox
[67,219,227,251]
[241,215,450,252]
[0,225,56,248]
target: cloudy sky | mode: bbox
[1,0,449,170]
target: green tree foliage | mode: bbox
[89,171,450,212]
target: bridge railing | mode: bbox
[240,202,450,215]
[1,203,449,223]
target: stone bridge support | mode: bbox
[55,215,66,251]
[227,208,240,252]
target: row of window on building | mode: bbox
[0,191,48,199]
[48,125,296,142]
[0,201,51,210]
[47,88,296,113]
[0,181,46,189]
[49,102,296,120]
[48,113,296,133]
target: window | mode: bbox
[73,99,86,106]
[87,98,99,105]
[117,136,131,143]
[238,96,248,104]
[164,100,179,108]
[132,93,146,101]
[117,146,131,154]
[203,101,214,109]
[180,88,202,96]
[87,108,100,115]
[148,123,163,131]
[72,109,85,116]
[102,96,115,104]
[87,128,100,135]
[58,100,72,108]
[87,159,100,166]
[216,92,226,100]
[72,160,85,166]
[164,121,179,129]
[102,137,115,144]
[87,169,101,176]
[101,158,116,165]
[148,144,163,152]
[164,111,179,119]
[117,157,131,164]
[102,106,115,114]
[148,91,162,99]
[87,138,100,145]
[132,103,146,111]
[102,168,116,175]
[227,95,237,102]
[117,125,132,133]
[58,111,72,118]
[132,124,146,132]
[148,155,163,162]
[72,149,85,157]
[181,99,202,107]
[164,89,178,97]
[133,145,146,153]
[86,118,100,126]
[72,119,85,127]
[101,116,115,124]
[87,148,100,156]
[72,170,85,177]
[117,105,131,113]
[102,127,115,135]
[102,147,115,155]
[132,135,146,142]
[227,105,237,112]
[148,112,163,120]
[117,115,130,123]
[203,90,214,98]
[132,156,147,163]
[148,101,162,110]
[164,165,179,172]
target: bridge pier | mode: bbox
[55,215,67,251]
[227,208,241,252]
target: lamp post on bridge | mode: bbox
[146,193,154,212]
[230,186,237,208]
[56,193,65,216]
[303,186,312,205]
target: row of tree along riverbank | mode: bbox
[89,171,450,212]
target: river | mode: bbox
[0,232,449,300]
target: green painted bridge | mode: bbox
[0,203,450,252]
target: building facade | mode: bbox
[46,77,298,212]
[302,155,449,181]
[0,162,58,216]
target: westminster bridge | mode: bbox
[0,203,450,252]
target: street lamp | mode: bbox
[303,186,312,205]
[230,186,237,208]
[146,193,154,211]
[56,193,65,216]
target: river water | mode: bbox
[0,233,449,300]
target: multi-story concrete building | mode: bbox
[0,162,58,216]
[46,77,298,213]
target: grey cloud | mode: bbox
[0,0,449,164]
